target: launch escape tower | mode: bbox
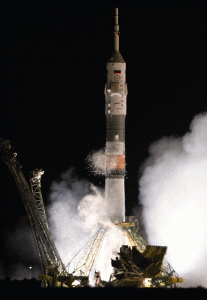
[1,8,183,288]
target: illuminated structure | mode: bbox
[0,8,183,288]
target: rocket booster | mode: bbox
[104,8,127,224]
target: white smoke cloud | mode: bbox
[47,168,129,282]
[139,112,207,288]
[86,148,106,175]
[47,169,98,263]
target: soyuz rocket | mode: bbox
[105,8,127,224]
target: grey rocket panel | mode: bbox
[106,115,125,142]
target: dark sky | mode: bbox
[1,2,206,278]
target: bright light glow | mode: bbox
[139,112,207,288]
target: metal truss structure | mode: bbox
[115,216,182,287]
[66,227,107,278]
[0,137,65,287]
[30,169,49,231]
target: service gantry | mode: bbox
[0,137,82,287]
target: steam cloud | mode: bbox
[86,148,106,176]
[139,112,207,288]
[47,169,130,284]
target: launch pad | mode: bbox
[0,135,183,287]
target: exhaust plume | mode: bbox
[139,112,207,288]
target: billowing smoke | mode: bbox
[47,168,129,283]
[47,170,102,263]
[139,112,207,288]
[86,148,106,176]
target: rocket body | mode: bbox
[104,8,127,224]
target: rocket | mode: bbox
[104,8,127,224]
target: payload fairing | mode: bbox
[105,8,127,223]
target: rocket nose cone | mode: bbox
[108,51,125,63]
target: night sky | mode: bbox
[1,2,206,278]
